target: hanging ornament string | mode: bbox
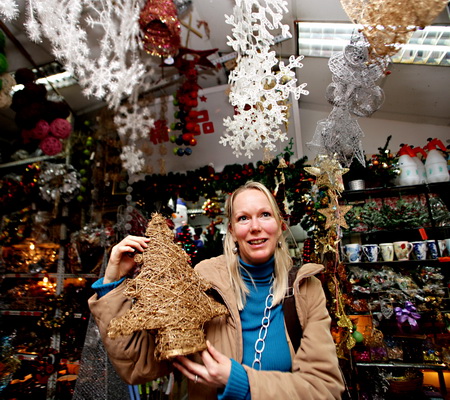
[5,0,157,110]
[168,47,217,157]
[220,0,309,159]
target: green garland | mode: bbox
[131,152,313,225]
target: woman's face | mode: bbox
[229,188,282,265]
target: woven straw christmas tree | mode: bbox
[107,213,228,360]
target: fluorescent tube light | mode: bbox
[11,71,77,94]
[296,22,450,66]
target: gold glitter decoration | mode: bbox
[305,155,349,191]
[340,0,448,58]
[158,158,166,175]
[159,144,167,155]
[318,203,352,230]
[304,166,331,188]
[107,213,229,360]
[262,147,275,164]
[329,279,356,358]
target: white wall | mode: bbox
[298,107,450,162]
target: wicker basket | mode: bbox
[388,374,423,394]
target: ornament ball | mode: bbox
[352,330,364,343]
[175,136,184,146]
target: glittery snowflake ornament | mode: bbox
[0,1,160,111]
[0,0,18,19]
[220,0,308,158]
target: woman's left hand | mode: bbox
[173,341,231,388]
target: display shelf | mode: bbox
[343,258,448,266]
[0,310,43,316]
[0,153,67,169]
[342,182,450,202]
[341,181,450,398]
[356,360,448,369]
[15,353,38,361]
[356,361,449,395]
[343,226,450,237]
[3,273,99,279]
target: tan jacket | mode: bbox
[89,255,345,399]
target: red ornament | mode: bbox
[169,47,218,75]
[139,0,181,57]
[182,133,193,142]
[30,120,50,140]
[39,136,63,156]
[149,119,169,144]
[49,118,72,139]
[185,122,197,131]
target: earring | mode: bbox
[232,243,238,254]
[278,241,282,248]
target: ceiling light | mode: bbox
[11,70,77,94]
[295,22,450,66]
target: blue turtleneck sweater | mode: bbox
[219,257,291,400]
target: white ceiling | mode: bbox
[1,0,449,146]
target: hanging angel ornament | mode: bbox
[107,213,228,360]
[308,34,387,167]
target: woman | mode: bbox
[89,181,344,399]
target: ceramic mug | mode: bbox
[438,239,446,257]
[393,241,413,261]
[362,244,381,262]
[426,240,439,260]
[446,238,450,256]
[380,243,394,262]
[343,243,362,263]
[411,241,428,261]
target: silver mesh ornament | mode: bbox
[308,107,365,167]
[72,251,130,400]
[308,33,389,166]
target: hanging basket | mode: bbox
[388,372,423,394]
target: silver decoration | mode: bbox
[307,33,389,167]
[173,0,192,17]
[308,108,365,167]
[73,251,130,400]
[38,162,81,203]
[252,284,274,370]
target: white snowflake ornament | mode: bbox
[221,0,308,158]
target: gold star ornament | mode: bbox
[318,203,352,230]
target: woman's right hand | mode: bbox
[104,235,150,284]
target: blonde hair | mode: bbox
[223,181,293,310]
